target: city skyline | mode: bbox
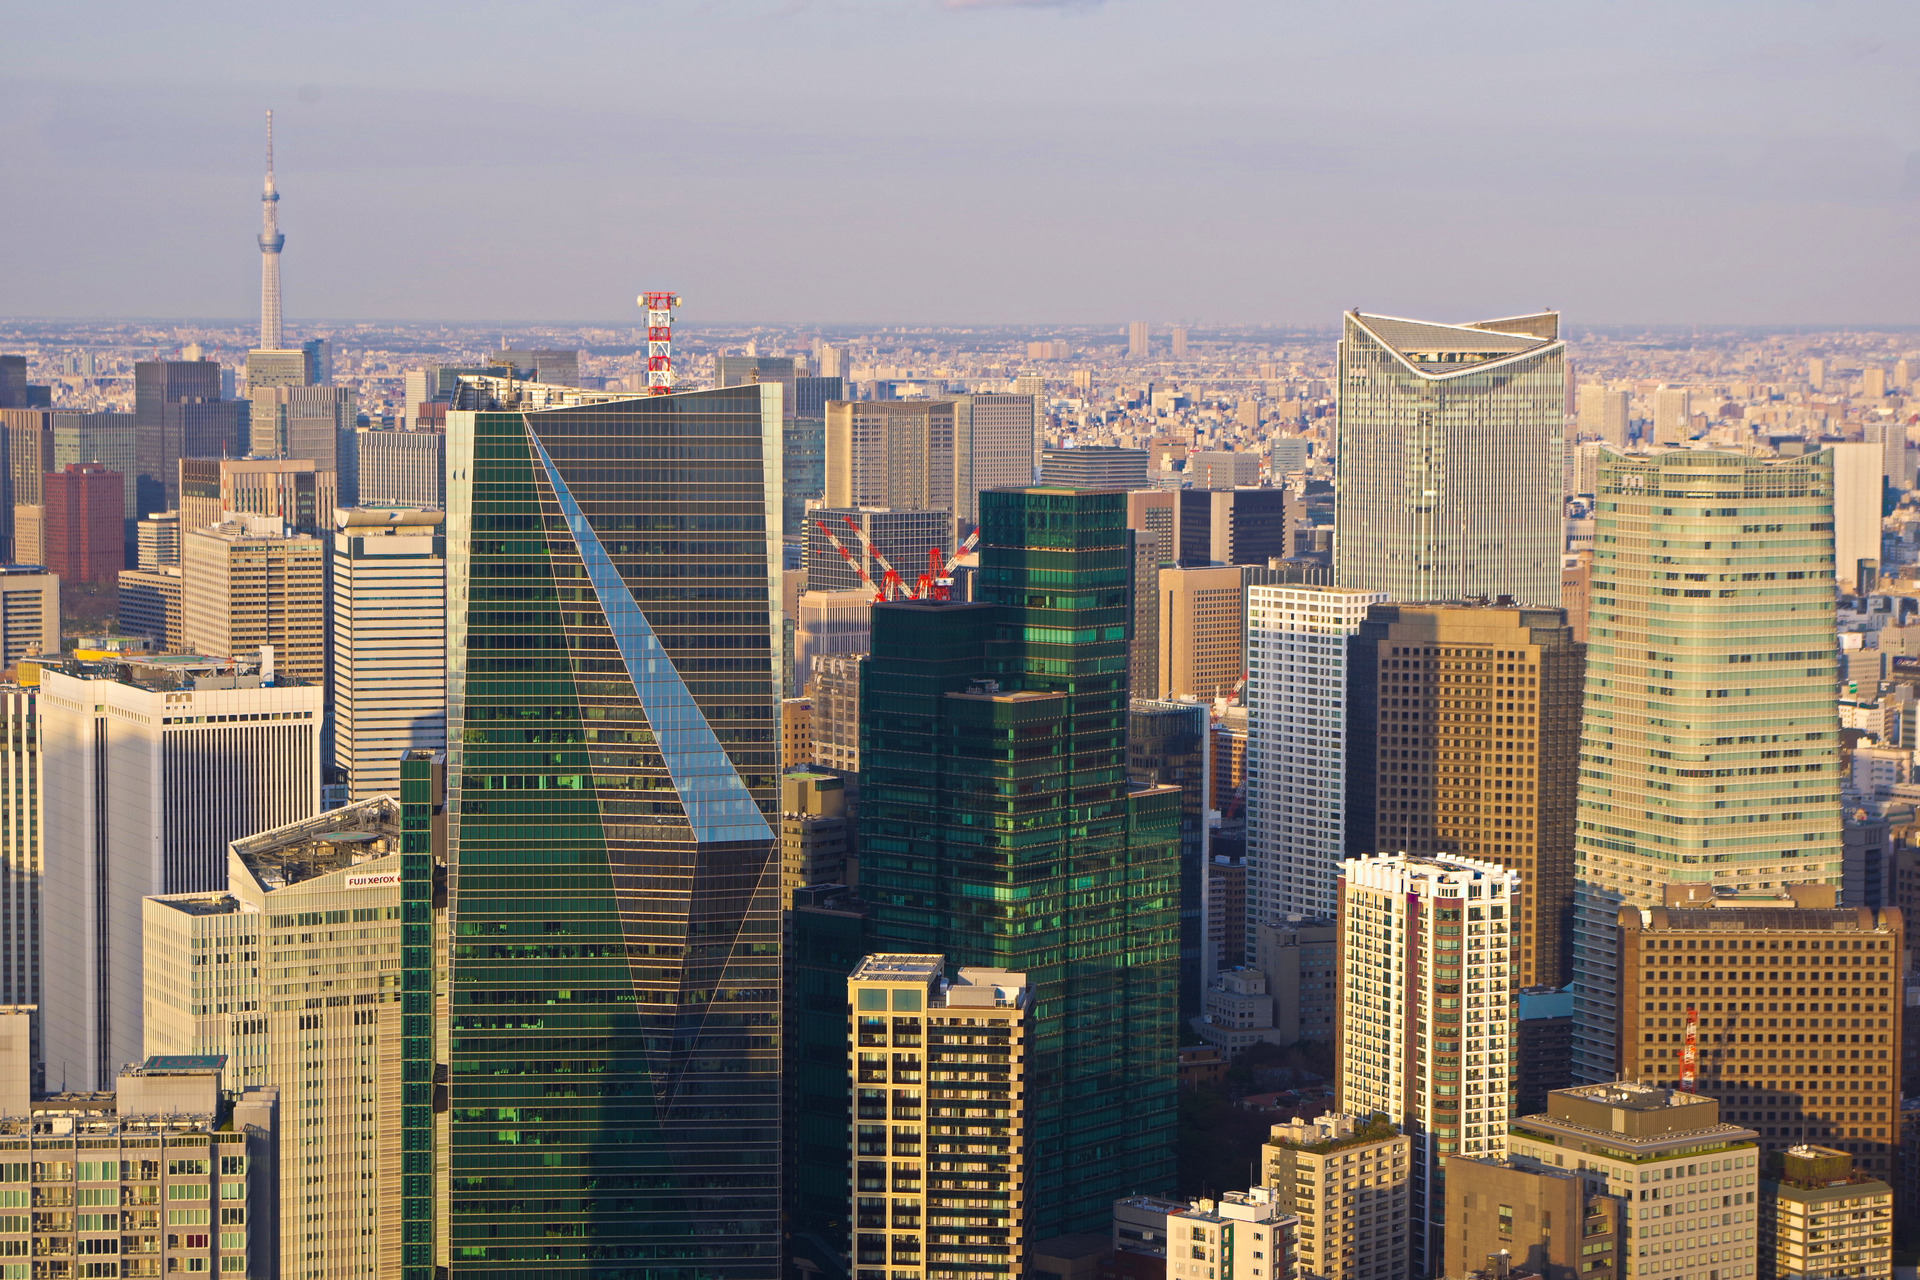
[5,1,1919,325]
[2,2,1915,1274]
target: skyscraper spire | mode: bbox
[258,109,284,350]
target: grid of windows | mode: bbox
[1332,312,1565,607]
[860,488,1182,1238]
[1571,449,1841,1084]
[444,385,784,1277]
[1244,586,1384,924]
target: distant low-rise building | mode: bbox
[1167,1187,1295,1280]
[1443,1153,1622,1280]
[1196,968,1284,1053]
[1112,1194,1190,1280]
[1252,918,1337,1041]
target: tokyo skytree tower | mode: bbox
[258,110,284,349]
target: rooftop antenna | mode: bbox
[640,293,681,394]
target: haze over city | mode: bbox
[3,4,1919,1280]
[6,0,1920,325]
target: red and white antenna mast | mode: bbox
[1678,1005,1699,1093]
[638,292,681,395]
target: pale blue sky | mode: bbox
[4,0,1918,326]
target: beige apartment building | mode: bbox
[1508,1083,1759,1280]
[182,515,326,680]
[1166,1187,1295,1280]
[142,794,438,1280]
[0,1015,282,1280]
[848,955,1028,1280]
[1756,1145,1891,1280]
[1262,1111,1410,1280]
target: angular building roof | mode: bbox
[1348,311,1562,379]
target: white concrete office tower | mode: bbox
[793,588,873,694]
[1244,584,1385,925]
[1337,852,1518,1278]
[330,509,446,801]
[957,393,1039,517]
[356,426,446,509]
[1653,385,1692,445]
[0,566,57,666]
[1333,311,1565,606]
[1508,1083,1760,1280]
[38,653,322,1090]
[0,686,35,1008]
[1827,441,1884,591]
[1578,383,1630,448]
[257,110,284,350]
[1569,449,1840,1086]
[143,795,421,1280]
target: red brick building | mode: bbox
[44,462,124,584]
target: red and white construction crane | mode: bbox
[638,292,681,395]
[924,527,982,601]
[813,520,884,600]
[816,520,984,604]
[839,515,911,601]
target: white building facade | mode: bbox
[38,657,322,1089]
[329,509,447,801]
[1244,584,1385,925]
[1337,852,1519,1278]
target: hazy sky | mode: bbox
[5,0,1919,327]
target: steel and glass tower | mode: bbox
[258,110,284,350]
[1569,448,1841,1083]
[444,377,784,1278]
[1333,310,1565,606]
[859,487,1183,1239]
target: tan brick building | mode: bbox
[1615,884,1902,1182]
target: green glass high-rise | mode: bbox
[445,379,784,1278]
[859,487,1183,1241]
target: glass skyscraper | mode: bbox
[859,487,1183,1239]
[444,379,784,1278]
[1333,310,1565,606]
[1569,448,1840,1083]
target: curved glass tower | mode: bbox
[444,378,784,1279]
[1333,310,1566,607]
